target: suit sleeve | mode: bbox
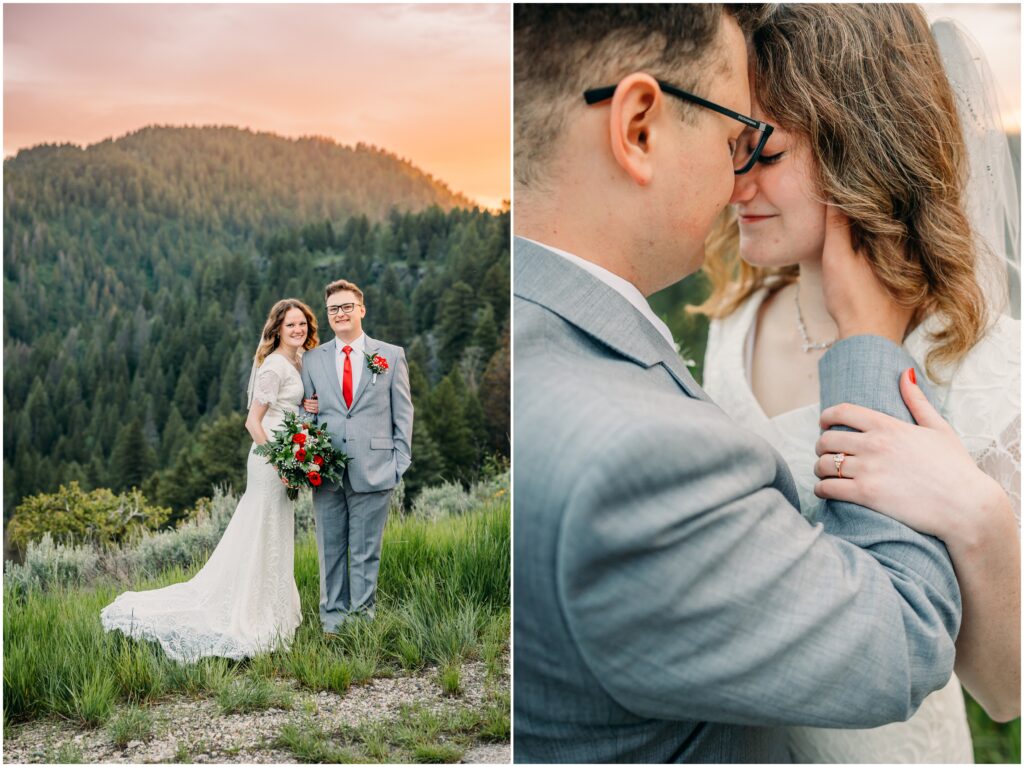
[391,347,413,476]
[557,335,960,728]
[300,352,317,421]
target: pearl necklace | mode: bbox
[794,282,837,353]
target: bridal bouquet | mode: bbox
[254,411,348,500]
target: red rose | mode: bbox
[292,433,307,446]
[313,455,324,466]
[377,356,389,369]
[295,448,307,461]
[308,472,322,487]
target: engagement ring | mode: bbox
[833,452,846,479]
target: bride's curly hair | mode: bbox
[255,299,319,364]
[695,3,987,379]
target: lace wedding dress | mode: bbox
[703,288,1021,763]
[101,353,304,662]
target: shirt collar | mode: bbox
[336,334,365,354]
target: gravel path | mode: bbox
[4,661,510,764]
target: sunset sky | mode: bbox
[3,3,1016,211]
[4,3,510,210]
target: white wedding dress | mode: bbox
[703,287,1021,764]
[101,353,303,662]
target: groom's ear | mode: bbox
[607,72,663,187]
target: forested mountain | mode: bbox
[4,126,509,522]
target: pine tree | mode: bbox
[173,369,200,425]
[479,327,511,456]
[402,421,445,501]
[109,418,156,492]
[437,282,477,370]
[471,303,499,364]
[161,406,190,464]
[427,370,476,483]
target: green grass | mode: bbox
[3,499,510,743]
[215,675,293,715]
[45,742,85,763]
[275,719,363,763]
[106,705,153,747]
[412,741,464,763]
[273,701,501,764]
[173,740,190,762]
[439,662,462,697]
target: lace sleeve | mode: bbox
[973,413,1021,528]
[251,363,283,407]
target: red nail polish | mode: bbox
[908,368,917,385]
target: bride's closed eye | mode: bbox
[757,151,786,165]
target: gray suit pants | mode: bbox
[312,473,392,631]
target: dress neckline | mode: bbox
[734,286,946,425]
[734,288,817,425]
[268,351,302,378]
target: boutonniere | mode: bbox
[365,352,389,383]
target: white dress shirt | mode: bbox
[520,237,676,349]
[336,333,365,403]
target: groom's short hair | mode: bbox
[515,3,764,189]
[325,279,364,305]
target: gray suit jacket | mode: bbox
[513,238,961,763]
[301,335,413,492]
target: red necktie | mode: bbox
[342,345,353,408]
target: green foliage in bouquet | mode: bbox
[7,482,172,553]
[254,411,348,500]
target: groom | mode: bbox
[301,279,413,633]
[515,5,960,763]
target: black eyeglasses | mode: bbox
[326,303,362,315]
[583,79,774,175]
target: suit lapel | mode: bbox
[514,237,712,403]
[349,336,378,410]
[320,339,345,411]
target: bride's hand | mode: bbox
[303,395,319,414]
[820,205,914,344]
[813,368,1009,545]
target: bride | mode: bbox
[101,299,318,662]
[699,4,1020,762]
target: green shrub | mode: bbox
[8,483,172,552]
[3,534,100,598]
[6,488,246,593]
[410,481,475,521]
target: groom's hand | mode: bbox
[821,205,913,344]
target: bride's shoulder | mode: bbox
[259,352,297,374]
[259,353,283,369]
[713,286,771,324]
[951,314,1020,383]
[979,314,1021,355]
[929,314,1019,448]
[707,286,772,342]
